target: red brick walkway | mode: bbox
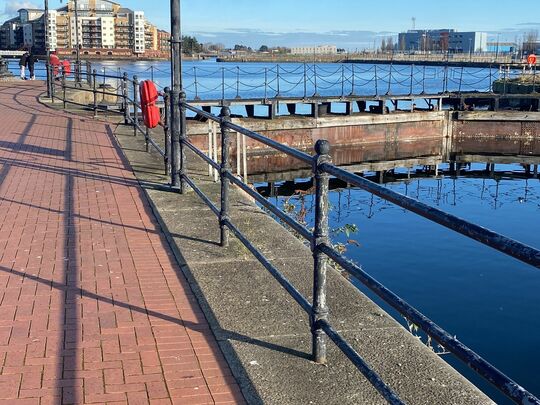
[0,82,244,405]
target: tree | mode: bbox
[182,36,203,55]
[259,45,269,53]
[523,30,539,54]
[381,38,386,52]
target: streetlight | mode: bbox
[44,0,51,97]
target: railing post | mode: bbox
[62,70,66,109]
[221,67,225,102]
[313,64,319,97]
[409,64,414,95]
[350,64,356,96]
[264,67,268,100]
[50,65,56,103]
[276,64,280,97]
[341,64,345,98]
[193,67,199,100]
[151,65,155,82]
[311,139,331,364]
[458,66,464,94]
[422,65,426,94]
[163,87,171,175]
[122,72,129,124]
[236,66,240,99]
[219,106,232,247]
[133,75,139,136]
[92,69,98,117]
[374,65,379,96]
[303,62,307,99]
[179,91,188,194]
[386,63,392,95]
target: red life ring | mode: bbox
[528,54,537,65]
[62,60,71,75]
[139,80,160,129]
[49,54,60,75]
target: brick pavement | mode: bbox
[0,82,245,405]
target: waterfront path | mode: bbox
[0,82,244,404]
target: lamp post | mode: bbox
[73,0,81,85]
[44,0,51,97]
[170,0,184,190]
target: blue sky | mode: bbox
[2,0,540,49]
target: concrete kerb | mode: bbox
[109,122,494,404]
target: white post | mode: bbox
[242,134,248,183]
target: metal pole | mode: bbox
[312,139,331,364]
[303,62,307,99]
[276,64,280,97]
[170,0,183,189]
[122,72,129,124]
[374,65,378,96]
[44,0,51,98]
[62,70,66,109]
[179,91,188,193]
[194,67,199,100]
[264,67,268,100]
[133,75,139,136]
[236,66,240,99]
[74,0,81,85]
[219,107,232,247]
[350,64,356,96]
[163,87,171,175]
[409,64,414,95]
[221,67,225,101]
[92,69,97,117]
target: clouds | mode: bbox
[1,1,39,19]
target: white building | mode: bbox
[290,45,338,55]
[133,11,145,54]
[100,16,115,48]
[47,10,57,51]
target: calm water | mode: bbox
[264,162,540,404]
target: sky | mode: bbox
[1,0,540,49]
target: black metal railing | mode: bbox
[49,66,540,405]
[50,64,171,175]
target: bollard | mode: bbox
[163,87,171,175]
[219,106,232,247]
[133,75,139,136]
[179,91,188,194]
[122,72,129,124]
[311,139,331,364]
[92,69,98,117]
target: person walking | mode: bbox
[27,53,38,80]
[19,51,29,80]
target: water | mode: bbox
[263,162,540,404]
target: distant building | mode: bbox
[486,42,518,54]
[0,0,170,57]
[290,45,337,55]
[398,29,488,53]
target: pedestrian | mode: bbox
[19,51,29,80]
[27,53,38,80]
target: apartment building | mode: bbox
[0,0,169,58]
[290,45,338,55]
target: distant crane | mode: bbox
[412,17,416,31]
